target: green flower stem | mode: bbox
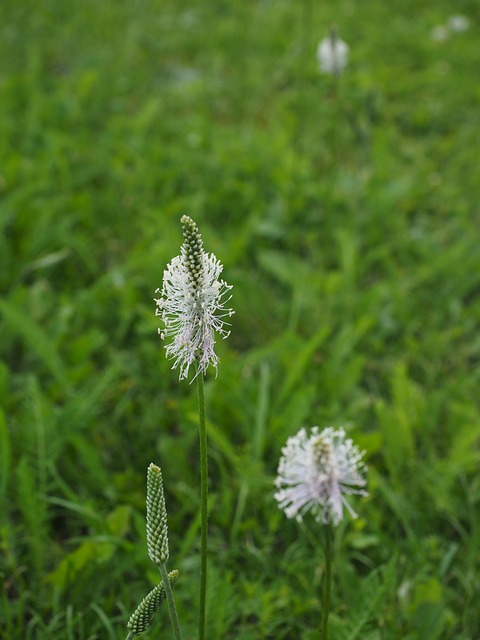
[159,562,183,640]
[322,524,333,639]
[196,371,208,640]
[125,632,135,640]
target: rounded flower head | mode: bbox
[155,215,234,381]
[317,29,349,76]
[274,427,367,525]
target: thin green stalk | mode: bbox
[196,371,208,640]
[297,0,313,156]
[330,73,340,202]
[322,524,333,639]
[125,632,134,640]
[159,562,183,640]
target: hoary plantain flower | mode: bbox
[155,215,234,381]
[317,29,349,76]
[274,427,367,525]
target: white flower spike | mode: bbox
[155,215,234,381]
[317,29,349,76]
[274,427,367,525]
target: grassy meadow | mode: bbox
[1,0,480,638]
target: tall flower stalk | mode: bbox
[275,426,367,639]
[155,215,233,640]
[316,27,349,206]
[196,371,208,639]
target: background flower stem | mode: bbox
[159,562,183,640]
[322,524,333,639]
[196,371,208,640]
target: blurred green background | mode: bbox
[1,0,479,638]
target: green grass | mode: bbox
[1,0,480,638]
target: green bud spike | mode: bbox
[180,215,205,289]
[146,463,169,564]
[127,570,179,635]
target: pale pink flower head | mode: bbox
[155,215,233,381]
[274,427,367,525]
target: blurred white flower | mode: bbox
[432,15,470,42]
[447,14,470,33]
[431,25,449,42]
[155,215,233,381]
[317,30,349,76]
[274,427,367,525]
